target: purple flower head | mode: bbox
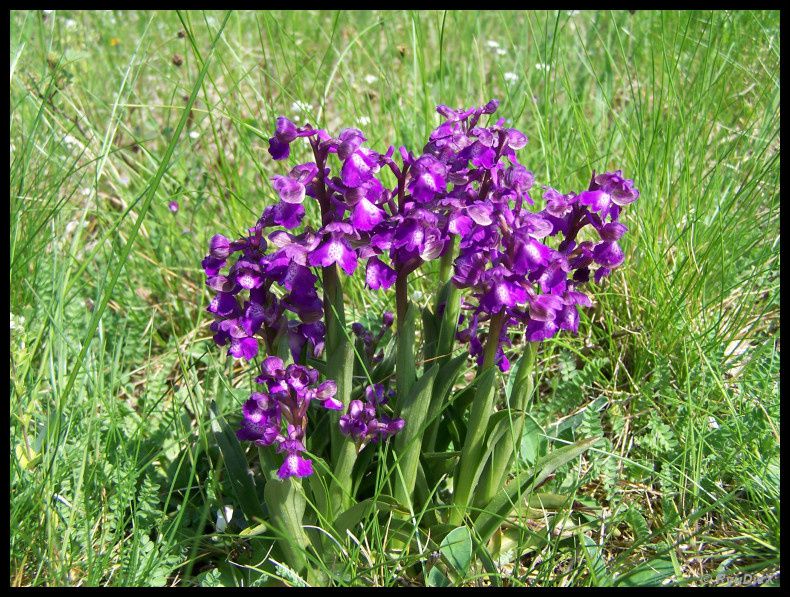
[339,383,404,451]
[236,358,341,479]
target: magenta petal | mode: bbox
[277,453,313,479]
[341,150,375,188]
[526,318,558,342]
[273,175,306,204]
[577,190,611,213]
[268,136,290,160]
[351,197,385,231]
[261,356,285,377]
[322,397,343,410]
[309,238,358,275]
[230,337,258,360]
[449,213,473,236]
[339,243,358,275]
[365,257,396,290]
[467,202,493,226]
[272,201,305,229]
[593,241,624,268]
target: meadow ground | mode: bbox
[9,10,779,586]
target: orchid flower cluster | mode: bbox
[201,98,638,488]
[236,356,341,479]
[339,383,405,452]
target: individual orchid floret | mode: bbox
[339,383,403,452]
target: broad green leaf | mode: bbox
[449,367,497,525]
[615,558,675,586]
[424,353,468,452]
[393,364,439,508]
[435,281,461,363]
[580,533,613,586]
[264,477,310,574]
[239,521,269,537]
[208,401,266,522]
[332,495,406,537]
[440,526,473,575]
[473,436,600,543]
[421,305,439,362]
[369,333,396,383]
[427,526,472,587]
[422,450,460,481]
[519,414,547,466]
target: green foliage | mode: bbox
[9,8,779,587]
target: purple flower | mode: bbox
[308,234,358,275]
[339,384,404,451]
[365,256,397,290]
[235,360,343,479]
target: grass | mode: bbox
[9,9,779,587]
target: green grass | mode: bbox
[10,9,779,587]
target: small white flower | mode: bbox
[215,505,234,533]
[65,18,77,30]
[65,220,80,235]
[358,116,371,126]
[503,71,518,82]
[486,40,500,49]
[363,74,378,85]
[290,100,314,114]
[189,130,199,140]
[535,63,551,71]
[63,134,78,146]
[496,48,507,56]
[10,313,25,331]
[43,10,54,15]
[412,290,424,301]
[707,416,720,430]
[81,187,91,196]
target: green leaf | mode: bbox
[396,302,417,402]
[440,526,473,575]
[615,558,675,587]
[424,352,468,452]
[519,414,547,466]
[264,477,310,574]
[208,401,266,523]
[239,521,269,538]
[332,495,406,537]
[421,450,460,481]
[435,281,461,364]
[369,333,396,383]
[449,367,497,525]
[427,526,472,587]
[580,533,613,586]
[393,364,439,509]
[421,305,439,362]
[473,436,600,543]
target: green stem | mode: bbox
[328,439,357,519]
[322,265,356,504]
[475,342,537,507]
[263,476,310,575]
[436,236,457,297]
[448,310,507,526]
[481,310,506,373]
[396,300,417,405]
